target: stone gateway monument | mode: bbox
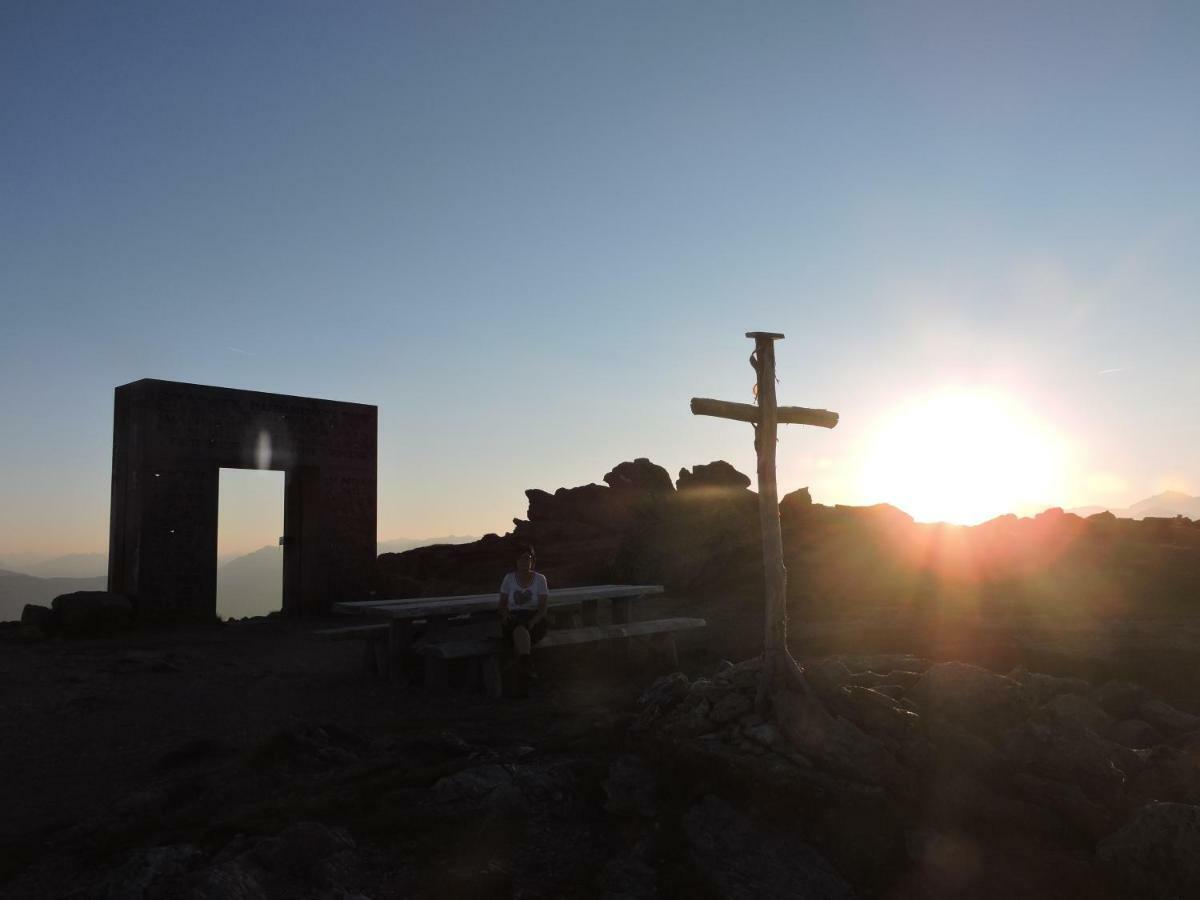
[107,379,377,619]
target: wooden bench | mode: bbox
[334,584,664,684]
[416,617,707,697]
[312,624,392,677]
[312,617,487,680]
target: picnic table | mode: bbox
[328,584,676,689]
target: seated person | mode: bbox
[498,544,548,695]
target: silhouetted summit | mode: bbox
[377,458,1200,622]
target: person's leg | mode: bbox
[512,625,533,697]
[512,625,532,656]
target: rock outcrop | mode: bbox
[636,656,1200,898]
[374,456,1200,635]
[10,592,136,638]
[676,460,752,493]
[375,458,764,596]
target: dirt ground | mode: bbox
[0,593,727,899]
[4,591,1199,899]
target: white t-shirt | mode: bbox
[500,571,549,610]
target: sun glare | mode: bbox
[858,389,1067,525]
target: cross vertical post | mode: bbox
[751,333,787,707]
[691,332,839,707]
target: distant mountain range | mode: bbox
[0,536,478,582]
[1067,491,1200,521]
[1,536,479,622]
[376,535,478,555]
[216,546,282,619]
[0,552,109,579]
[0,570,108,623]
[216,536,478,619]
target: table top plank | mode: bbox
[334,584,664,621]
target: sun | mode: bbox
[857,388,1068,525]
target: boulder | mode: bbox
[51,591,133,634]
[803,657,852,703]
[1170,729,1200,756]
[779,486,813,516]
[838,654,932,675]
[772,687,910,790]
[1010,773,1113,838]
[714,656,764,691]
[510,761,574,809]
[526,483,628,530]
[676,461,752,492]
[637,672,691,712]
[920,718,1007,778]
[846,670,889,688]
[1096,803,1200,899]
[1002,720,1136,805]
[603,458,674,494]
[916,774,1061,840]
[1138,698,1200,738]
[833,686,921,747]
[884,670,923,690]
[20,604,53,631]
[662,697,717,739]
[1038,693,1114,735]
[1092,680,1146,720]
[682,794,856,900]
[1127,747,1200,807]
[1008,668,1091,705]
[432,764,513,807]
[742,721,790,754]
[1107,719,1165,750]
[909,663,1025,738]
[709,691,754,725]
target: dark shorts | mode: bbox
[503,609,548,645]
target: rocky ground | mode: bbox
[4,592,1200,899]
[638,654,1200,899]
[0,611,665,900]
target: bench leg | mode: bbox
[425,655,449,692]
[362,638,376,681]
[612,597,631,624]
[581,599,598,626]
[464,658,482,692]
[388,621,411,685]
[482,655,502,699]
[373,638,389,678]
[654,633,679,671]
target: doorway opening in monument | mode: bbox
[217,468,284,621]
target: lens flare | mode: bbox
[858,388,1068,524]
[254,430,272,469]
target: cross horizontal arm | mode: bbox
[691,398,839,429]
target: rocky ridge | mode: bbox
[375,458,1200,625]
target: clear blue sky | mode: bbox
[3,1,1198,558]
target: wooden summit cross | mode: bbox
[691,332,839,706]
